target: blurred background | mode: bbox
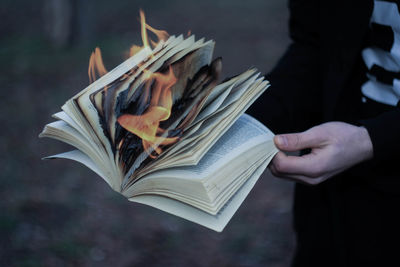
[0,0,294,266]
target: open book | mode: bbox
[40,34,278,232]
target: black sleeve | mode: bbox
[247,0,323,133]
[360,107,400,164]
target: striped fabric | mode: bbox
[361,0,400,106]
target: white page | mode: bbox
[45,150,113,189]
[170,114,272,177]
[130,154,273,232]
[50,112,108,163]
[142,114,274,181]
[148,80,269,171]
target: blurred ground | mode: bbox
[0,0,294,266]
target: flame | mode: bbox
[88,10,176,158]
[117,66,178,158]
[129,45,142,58]
[88,47,108,83]
[133,9,169,56]
[129,10,170,58]
[90,10,169,83]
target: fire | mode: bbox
[129,9,169,57]
[129,45,142,58]
[88,47,108,83]
[88,10,177,158]
[117,66,178,158]
[89,9,169,83]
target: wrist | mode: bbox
[358,126,374,161]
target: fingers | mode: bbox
[269,163,325,185]
[269,125,336,185]
[270,151,324,177]
[274,128,323,152]
[269,151,343,185]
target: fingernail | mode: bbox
[276,135,288,147]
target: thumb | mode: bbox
[274,129,321,152]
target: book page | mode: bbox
[146,114,274,179]
[192,82,233,124]
[151,74,264,168]
[50,112,108,163]
[193,69,256,125]
[182,115,271,176]
[45,150,113,188]
[130,153,273,232]
[41,121,105,165]
[129,152,269,214]
[155,78,269,169]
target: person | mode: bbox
[247,0,400,266]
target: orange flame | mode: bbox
[88,10,176,158]
[129,45,142,58]
[117,66,178,158]
[88,47,108,83]
[129,9,169,57]
[90,10,170,83]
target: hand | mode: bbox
[269,122,373,185]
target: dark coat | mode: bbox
[248,0,400,266]
[249,0,400,164]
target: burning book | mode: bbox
[40,11,278,232]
